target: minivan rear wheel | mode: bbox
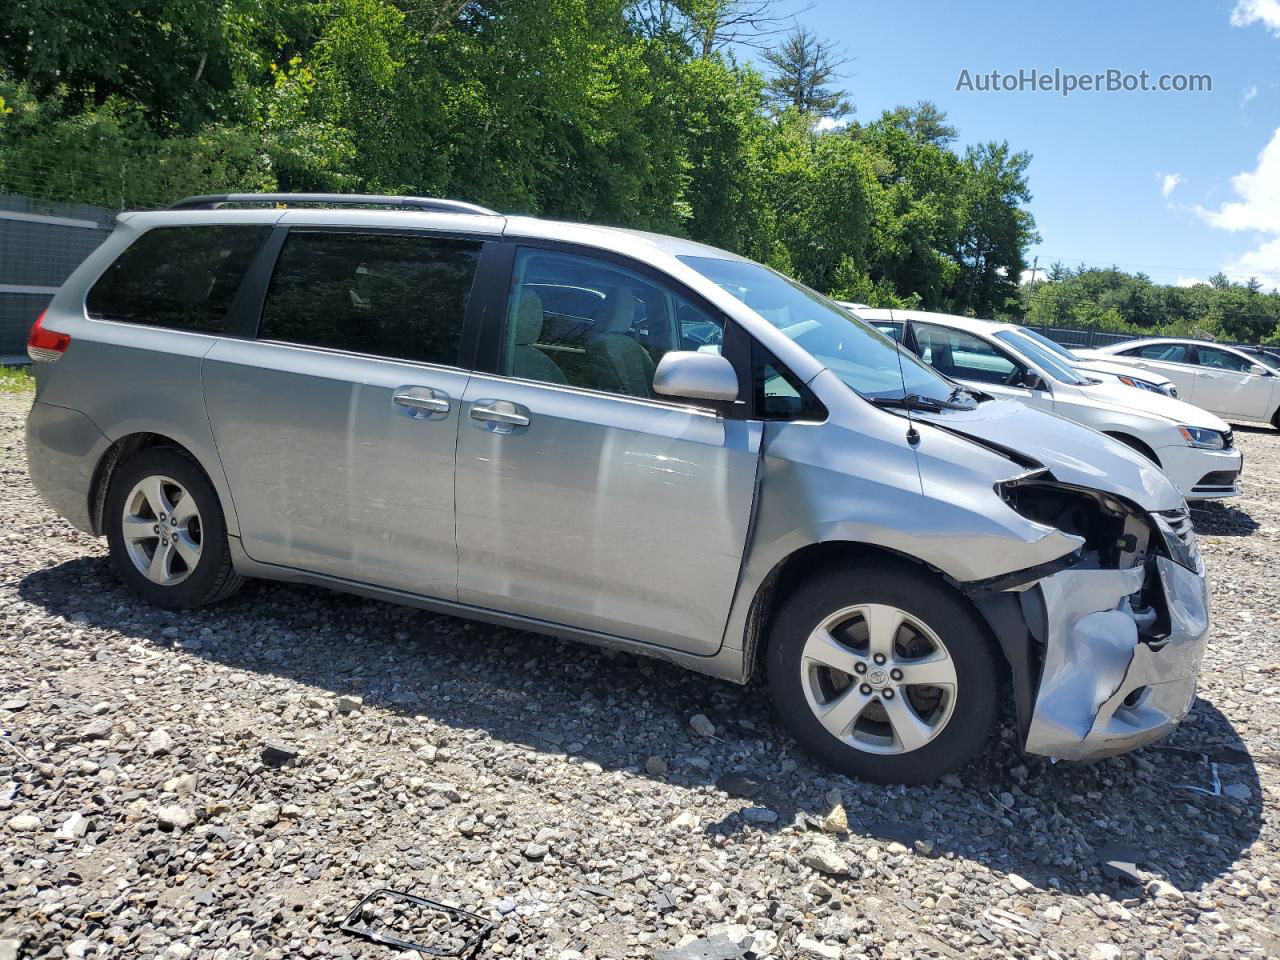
[104,448,242,609]
[767,564,999,785]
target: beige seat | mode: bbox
[586,286,655,397]
[510,290,567,384]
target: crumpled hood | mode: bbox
[915,399,1185,512]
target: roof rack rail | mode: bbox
[167,193,500,216]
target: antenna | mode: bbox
[888,306,921,446]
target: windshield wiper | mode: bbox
[869,393,969,412]
[946,385,984,405]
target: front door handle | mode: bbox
[393,386,450,418]
[470,400,531,428]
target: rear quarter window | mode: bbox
[86,225,268,332]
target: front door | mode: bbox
[203,228,485,598]
[454,246,761,654]
[1192,345,1272,420]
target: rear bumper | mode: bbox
[1023,557,1209,761]
[25,400,110,535]
[1156,443,1242,500]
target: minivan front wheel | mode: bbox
[104,448,242,609]
[767,564,999,784]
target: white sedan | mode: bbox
[1079,338,1280,430]
[855,309,1243,501]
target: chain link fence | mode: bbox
[0,194,116,361]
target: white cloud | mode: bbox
[815,116,840,132]
[1224,237,1280,289]
[1159,172,1184,198]
[1243,85,1259,107]
[1176,275,1208,288]
[1194,127,1280,233]
[1195,126,1280,288]
[1232,0,1280,35]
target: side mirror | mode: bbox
[1248,363,1268,376]
[653,351,739,402]
[1021,369,1049,391]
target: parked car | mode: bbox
[837,305,1177,398]
[855,309,1242,501]
[1234,344,1280,372]
[1011,327,1178,397]
[27,193,1210,784]
[1079,337,1280,430]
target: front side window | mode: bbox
[754,343,826,420]
[87,225,268,332]
[500,248,725,398]
[259,231,482,366]
[914,323,1019,385]
[1195,346,1253,372]
[1126,343,1188,363]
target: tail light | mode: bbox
[27,310,71,362]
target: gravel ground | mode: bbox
[2,389,1278,960]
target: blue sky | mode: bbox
[741,0,1280,289]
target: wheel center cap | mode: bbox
[868,667,889,687]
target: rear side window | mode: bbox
[259,231,482,366]
[1125,343,1188,363]
[86,225,268,332]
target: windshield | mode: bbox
[995,330,1091,385]
[1016,327,1087,363]
[1249,350,1280,371]
[678,256,964,404]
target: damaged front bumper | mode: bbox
[1021,554,1209,761]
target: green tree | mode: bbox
[764,26,852,119]
[878,100,957,147]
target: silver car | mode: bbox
[25,193,1210,784]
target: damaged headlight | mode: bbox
[996,475,1145,570]
[998,474,1199,575]
[1152,509,1201,572]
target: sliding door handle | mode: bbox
[470,401,531,428]
[392,386,450,418]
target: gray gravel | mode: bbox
[1,391,1278,959]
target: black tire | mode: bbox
[767,563,1000,785]
[104,447,243,609]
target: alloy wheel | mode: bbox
[799,603,958,755]
[120,475,203,586]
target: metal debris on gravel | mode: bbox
[1,393,1278,958]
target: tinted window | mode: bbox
[86,225,268,332]
[1195,346,1253,372]
[259,231,482,365]
[914,323,1019,385]
[1125,343,1188,363]
[501,248,725,398]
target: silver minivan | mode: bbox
[25,194,1210,784]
